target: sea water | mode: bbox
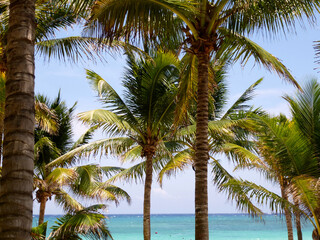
[32,214,315,240]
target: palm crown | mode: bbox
[34,93,131,226]
[49,51,181,240]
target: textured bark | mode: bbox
[143,149,154,240]
[294,199,303,240]
[280,184,294,240]
[38,195,48,226]
[0,116,3,164]
[195,50,210,240]
[0,0,35,239]
[313,229,320,240]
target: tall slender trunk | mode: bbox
[143,149,154,240]
[195,50,210,240]
[294,198,303,240]
[0,117,3,165]
[313,210,320,240]
[313,229,320,240]
[0,0,35,239]
[280,184,294,240]
[38,196,48,226]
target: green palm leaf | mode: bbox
[217,29,299,89]
[54,189,84,213]
[47,137,137,168]
[49,204,112,240]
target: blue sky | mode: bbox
[33,21,320,215]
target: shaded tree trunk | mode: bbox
[195,50,210,240]
[38,195,48,226]
[0,117,3,165]
[0,0,35,239]
[313,229,320,240]
[280,184,294,240]
[294,198,303,240]
[143,147,154,240]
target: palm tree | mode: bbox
[0,1,126,238]
[49,204,112,240]
[222,111,320,239]
[49,51,180,240]
[0,0,36,238]
[285,79,320,239]
[31,204,113,240]
[159,76,264,216]
[79,1,320,238]
[34,93,130,226]
[253,114,319,240]
[0,1,116,74]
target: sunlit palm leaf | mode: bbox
[46,168,77,185]
[222,78,263,119]
[158,149,193,186]
[86,0,195,44]
[49,204,112,240]
[47,137,137,168]
[54,189,84,213]
[217,29,299,89]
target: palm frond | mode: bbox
[45,168,77,185]
[284,79,320,156]
[49,204,112,240]
[35,100,58,134]
[54,190,84,213]
[31,222,47,240]
[226,0,319,36]
[85,0,195,45]
[158,149,193,186]
[222,78,263,119]
[210,159,263,217]
[47,137,137,168]
[86,183,131,205]
[107,161,146,184]
[221,179,301,215]
[36,37,109,64]
[85,69,140,131]
[71,125,98,150]
[34,136,61,161]
[217,29,299,89]
[35,4,77,42]
[174,53,198,124]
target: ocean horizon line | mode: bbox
[33,213,277,216]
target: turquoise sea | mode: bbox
[33,214,314,240]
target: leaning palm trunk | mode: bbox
[38,194,49,226]
[280,184,294,240]
[313,229,320,240]
[313,209,320,240]
[0,0,35,239]
[294,198,303,240]
[295,212,302,240]
[143,148,155,240]
[194,50,210,240]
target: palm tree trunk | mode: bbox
[0,0,35,239]
[195,50,210,240]
[280,184,294,240]
[143,149,154,240]
[38,196,48,226]
[0,117,4,164]
[294,198,303,240]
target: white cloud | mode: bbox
[152,188,176,199]
[254,89,284,97]
[265,102,291,116]
[72,118,90,141]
